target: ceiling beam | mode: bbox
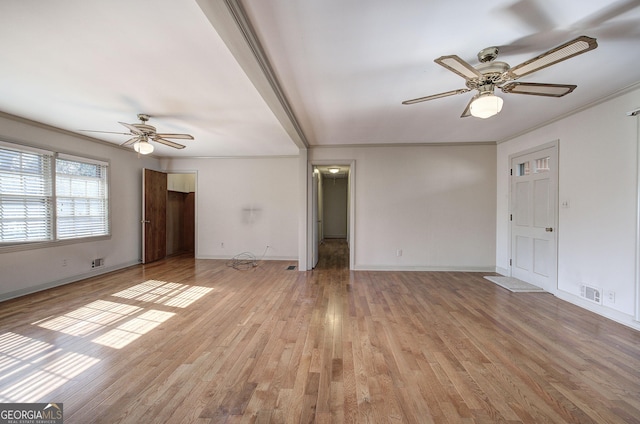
[196,0,310,149]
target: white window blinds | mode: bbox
[0,144,54,243]
[56,154,109,239]
[0,142,110,247]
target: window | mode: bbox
[517,161,530,176]
[0,144,53,243]
[534,156,550,173]
[56,154,109,239]
[0,142,109,247]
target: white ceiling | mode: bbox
[1,0,639,157]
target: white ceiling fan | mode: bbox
[402,35,598,118]
[80,113,194,154]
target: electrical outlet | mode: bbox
[607,290,615,303]
[396,249,402,257]
[62,259,67,267]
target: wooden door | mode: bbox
[510,144,558,292]
[143,169,167,264]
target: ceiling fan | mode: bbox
[402,35,598,118]
[80,114,194,154]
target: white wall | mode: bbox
[322,176,347,238]
[310,144,497,270]
[0,114,160,301]
[497,86,640,329]
[161,156,299,260]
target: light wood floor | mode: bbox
[1,241,639,423]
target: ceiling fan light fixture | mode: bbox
[133,139,154,155]
[470,93,503,119]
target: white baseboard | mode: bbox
[353,264,496,272]
[196,255,297,261]
[555,290,640,332]
[495,266,510,276]
[0,260,139,303]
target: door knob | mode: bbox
[545,227,553,232]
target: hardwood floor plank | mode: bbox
[1,245,639,423]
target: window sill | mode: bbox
[0,235,112,254]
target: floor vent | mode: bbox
[286,265,296,270]
[580,284,602,304]
[92,258,105,269]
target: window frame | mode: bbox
[0,140,111,253]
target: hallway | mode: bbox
[315,238,349,270]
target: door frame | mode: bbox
[306,160,356,270]
[166,171,198,257]
[142,169,198,263]
[507,140,559,293]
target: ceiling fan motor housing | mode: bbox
[466,61,510,90]
[132,123,157,135]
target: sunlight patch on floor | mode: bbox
[0,332,100,403]
[112,280,214,308]
[0,279,215,401]
[92,309,175,349]
[33,300,142,337]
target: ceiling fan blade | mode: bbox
[154,137,186,149]
[434,55,483,81]
[402,88,470,105]
[501,82,577,97]
[572,0,640,31]
[78,129,131,136]
[118,121,143,135]
[460,96,475,118]
[505,35,598,79]
[154,133,194,140]
[501,0,556,32]
[120,137,140,147]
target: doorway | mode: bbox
[142,169,196,264]
[310,164,353,269]
[509,142,558,292]
[166,173,196,257]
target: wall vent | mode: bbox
[92,258,105,269]
[580,284,602,305]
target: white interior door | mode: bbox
[312,169,319,268]
[510,144,558,292]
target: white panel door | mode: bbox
[312,169,319,268]
[510,145,558,292]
